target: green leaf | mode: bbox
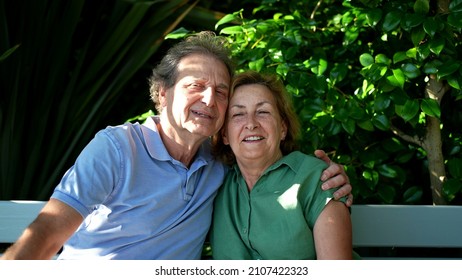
[444,179,462,198]
[401,13,425,31]
[437,62,460,79]
[359,53,374,67]
[449,0,462,12]
[429,36,445,55]
[423,18,438,37]
[386,68,405,88]
[365,8,382,26]
[448,158,462,178]
[249,57,265,72]
[372,114,390,130]
[357,119,375,131]
[0,44,20,61]
[374,93,391,112]
[378,185,396,203]
[411,27,426,46]
[401,63,420,79]
[311,113,331,128]
[403,186,423,203]
[220,26,243,34]
[406,48,418,59]
[423,60,441,74]
[395,99,419,122]
[393,51,409,64]
[341,119,356,135]
[377,164,398,178]
[215,12,240,29]
[375,54,391,65]
[421,98,441,118]
[165,27,190,39]
[276,63,289,77]
[362,169,379,190]
[414,0,430,14]
[330,63,348,84]
[311,58,328,75]
[447,76,461,90]
[382,11,402,32]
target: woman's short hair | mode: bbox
[213,71,301,165]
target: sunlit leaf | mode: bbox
[215,12,240,29]
[360,53,374,67]
[421,98,441,118]
[386,68,405,88]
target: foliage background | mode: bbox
[0,0,231,200]
[209,0,462,205]
[1,0,461,205]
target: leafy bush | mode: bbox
[214,0,462,204]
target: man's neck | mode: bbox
[157,119,204,168]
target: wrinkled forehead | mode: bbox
[176,53,231,84]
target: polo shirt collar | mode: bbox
[231,152,299,175]
[140,116,213,164]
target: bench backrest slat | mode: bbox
[2,201,462,258]
[0,200,45,243]
[351,204,462,248]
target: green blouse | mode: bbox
[210,151,341,260]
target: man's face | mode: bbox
[161,53,230,139]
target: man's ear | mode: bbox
[158,87,168,108]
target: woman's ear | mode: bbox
[222,129,230,145]
[281,120,288,140]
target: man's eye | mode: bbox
[216,90,228,99]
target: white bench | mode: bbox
[2,201,462,259]
[0,200,46,244]
[350,204,462,259]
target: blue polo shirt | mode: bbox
[51,117,226,259]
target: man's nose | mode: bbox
[202,87,215,106]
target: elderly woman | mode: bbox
[210,71,352,259]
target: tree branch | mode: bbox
[390,123,424,148]
[310,0,324,19]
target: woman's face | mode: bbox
[223,83,287,166]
